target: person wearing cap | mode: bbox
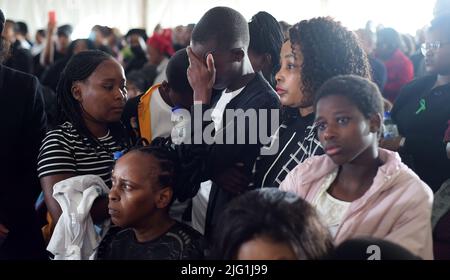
[0,9,48,259]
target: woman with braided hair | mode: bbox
[38,50,131,229]
[97,137,205,259]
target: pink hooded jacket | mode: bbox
[280,148,434,259]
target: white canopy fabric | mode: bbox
[0,0,435,39]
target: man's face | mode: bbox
[191,39,239,90]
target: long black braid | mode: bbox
[56,50,131,153]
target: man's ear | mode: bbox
[231,48,245,62]
[71,82,83,102]
[155,187,173,209]
[370,113,382,134]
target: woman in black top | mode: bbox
[389,15,450,192]
[254,17,371,188]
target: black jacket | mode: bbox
[180,73,280,237]
[0,65,47,259]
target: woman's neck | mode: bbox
[83,117,109,138]
[133,213,175,243]
[330,146,381,201]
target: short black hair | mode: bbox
[330,237,421,260]
[192,6,249,50]
[67,38,96,56]
[248,11,284,87]
[125,28,148,42]
[126,71,148,93]
[376,28,402,50]
[166,48,193,96]
[211,188,334,260]
[37,29,46,37]
[315,75,384,119]
[57,24,73,38]
[289,17,371,106]
[429,13,450,41]
[14,21,28,36]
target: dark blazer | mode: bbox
[0,65,47,259]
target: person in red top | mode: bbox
[375,28,414,103]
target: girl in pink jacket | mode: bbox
[280,75,434,259]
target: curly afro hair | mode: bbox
[289,17,371,107]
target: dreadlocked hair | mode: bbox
[130,137,183,203]
[56,50,131,153]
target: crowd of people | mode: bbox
[0,0,449,260]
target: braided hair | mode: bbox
[130,137,197,203]
[56,50,131,152]
[248,11,284,88]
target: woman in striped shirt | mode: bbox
[38,50,131,224]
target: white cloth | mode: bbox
[312,170,351,238]
[210,87,244,132]
[191,181,212,235]
[47,175,110,260]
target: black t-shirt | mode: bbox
[97,222,206,260]
[391,75,450,192]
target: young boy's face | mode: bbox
[108,152,170,228]
[315,95,379,166]
[191,39,240,90]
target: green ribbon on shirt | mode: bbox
[415,98,426,115]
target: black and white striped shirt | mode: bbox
[37,122,125,186]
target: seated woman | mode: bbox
[97,139,205,260]
[211,188,333,260]
[280,75,434,259]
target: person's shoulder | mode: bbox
[170,222,204,242]
[42,122,80,143]
[397,166,433,199]
[245,74,280,107]
[399,75,435,95]
[292,154,330,175]
[383,151,433,202]
[280,154,334,192]
[0,64,37,86]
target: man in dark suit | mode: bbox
[0,9,47,259]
